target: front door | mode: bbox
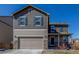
[50,37,55,46]
[48,36,55,49]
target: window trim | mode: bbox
[51,25,55,32]
[33,16,43,26]
[59,26,63,32]
[18,16,27,26]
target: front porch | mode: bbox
[48,33,71,49]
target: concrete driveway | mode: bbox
[0,49,43,54]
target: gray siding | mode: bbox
[0,16,13,27]
[0,16,13,43]
[13,9,48,29]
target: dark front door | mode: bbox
[50,37,54,46]
[48,37,55,49]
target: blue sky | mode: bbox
[0,4,79,38]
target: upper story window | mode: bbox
[18,16,27,26]
[59,26,63,32]
[34,16,43,26]
[50,25,55,32]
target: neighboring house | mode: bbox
[70,39,79,49]
[48,23,72,49]
[0,16,13,49]
[13,5,49,49]
[72,39,79,42]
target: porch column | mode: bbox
[68,35,72,44]
[58,33,60,47]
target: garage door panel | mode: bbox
[19,37,43,49]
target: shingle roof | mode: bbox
[49,22,68,26]
[12,5,49,16]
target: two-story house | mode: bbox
[13,5,49,49]
[48,23,72,49]
[0,5,72,50]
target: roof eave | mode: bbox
[12,5,49,16]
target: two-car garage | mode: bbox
[18,37,44,49]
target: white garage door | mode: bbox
[19,37,43,49]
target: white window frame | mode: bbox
[18,16,27,26]
[34,16,43,26]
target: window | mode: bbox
[18,17,27,26]
[34,16,43,26]
[64,36,68,42]
[51,25,55,32]
[59,26,63,32]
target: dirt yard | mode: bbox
[43,50,79,54]
[1,49,79,54]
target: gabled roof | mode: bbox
[13,5,49,16]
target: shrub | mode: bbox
[75,42,79,50]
